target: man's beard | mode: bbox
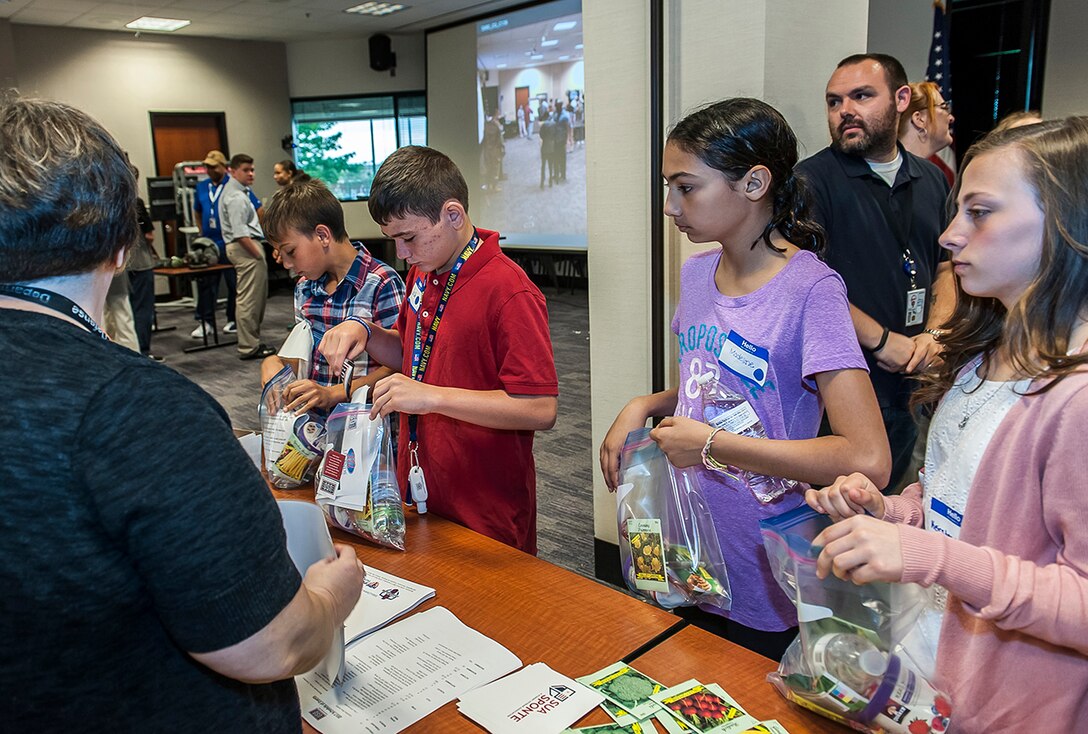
[831,104,899,159]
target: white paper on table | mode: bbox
[237,432,263,469]
[297,606,521,734]
[457,662,604,734]
[279,320,313,380]
[277,500,348,685]
[343,566,436,645]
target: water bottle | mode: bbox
[696,372,794,502]
[811,632,953,734]
[813,633,888,697]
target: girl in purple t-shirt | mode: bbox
[600,98,890,660]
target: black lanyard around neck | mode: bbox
[864,171,918,288]
[0,283,110,340]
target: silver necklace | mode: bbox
[958,380,1008,430]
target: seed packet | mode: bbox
[562,723,649,734]
[576,662,666,721]
[651,680,757,734]
[600,701,639,726]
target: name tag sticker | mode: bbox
[408,277,425,313]
[925,495,964,540]
[718,330,769,387]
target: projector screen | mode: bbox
[426,0,586,249]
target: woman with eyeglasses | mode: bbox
[899,81,956,185]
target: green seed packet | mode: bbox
[601,700,639,726]
[562,722,650,734]
[656,709,692,733]
[650,679,758,734]
[576,661,666,720]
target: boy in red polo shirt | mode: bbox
[318,146,558,554]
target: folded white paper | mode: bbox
[344,566,436,645]
[237,431,263,469]
[279,319,313,379]
[277,500,348,685]
[458,662,604,734]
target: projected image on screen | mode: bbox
[475,0,585,249]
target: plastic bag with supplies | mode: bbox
[314,402,405,550]
[615,427,731,611]
[259,365,327,489]
[759,506,952,734]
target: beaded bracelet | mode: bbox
[701,427,738,478]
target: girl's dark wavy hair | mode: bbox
[913,116,1088,410]
[666,98,825,254]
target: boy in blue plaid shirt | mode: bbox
[260,179,405,413]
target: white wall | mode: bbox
[1042,0,1088,118]
[10,24,290,210]
[495,60,583,121]
[286,33,426,238]
[286,33,425,98]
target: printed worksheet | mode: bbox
[298,606,521,734]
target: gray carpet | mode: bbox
[151,278,595,578]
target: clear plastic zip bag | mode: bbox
[314,403,405,550]
[759,506,952,734]
[615,427,731,611]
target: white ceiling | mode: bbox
[0,0,532,41]
[476,10,581,73]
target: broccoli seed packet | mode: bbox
[651,680,758,734]
[576,662,665,721]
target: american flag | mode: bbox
[925,1,952,101]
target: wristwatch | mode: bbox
[923,328,949,338]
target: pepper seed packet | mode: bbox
[562,722,649,734]
[650,679,758,734]
[627,518,669,592]
[600,701,639,726]
[577,662,666,721]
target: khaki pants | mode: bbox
[225,240,268,355]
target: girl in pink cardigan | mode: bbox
[806,117,1088,732]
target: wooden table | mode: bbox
[153,263,236,353]
[269,486,682,733]
[568,625,844,732]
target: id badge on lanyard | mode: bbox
[902,250,925,327]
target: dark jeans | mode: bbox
[128,268,155,355]
[674,605,798,661]
[194,250,237,323]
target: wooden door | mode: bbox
[149,113,226,264]
[150,112,227,176]
[515,85,530,112]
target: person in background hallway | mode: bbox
[222,153,274,360]
[191,150,247,339]
[797,53,955,491]
[0,95,364,732]
[898,81,956,186]
[273,159,311,187]
[539,109,556,189]
[128,166,161,361]
[552,100,570,182]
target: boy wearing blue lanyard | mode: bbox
[317,145,559,555]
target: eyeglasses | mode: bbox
[936,100,953,113]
